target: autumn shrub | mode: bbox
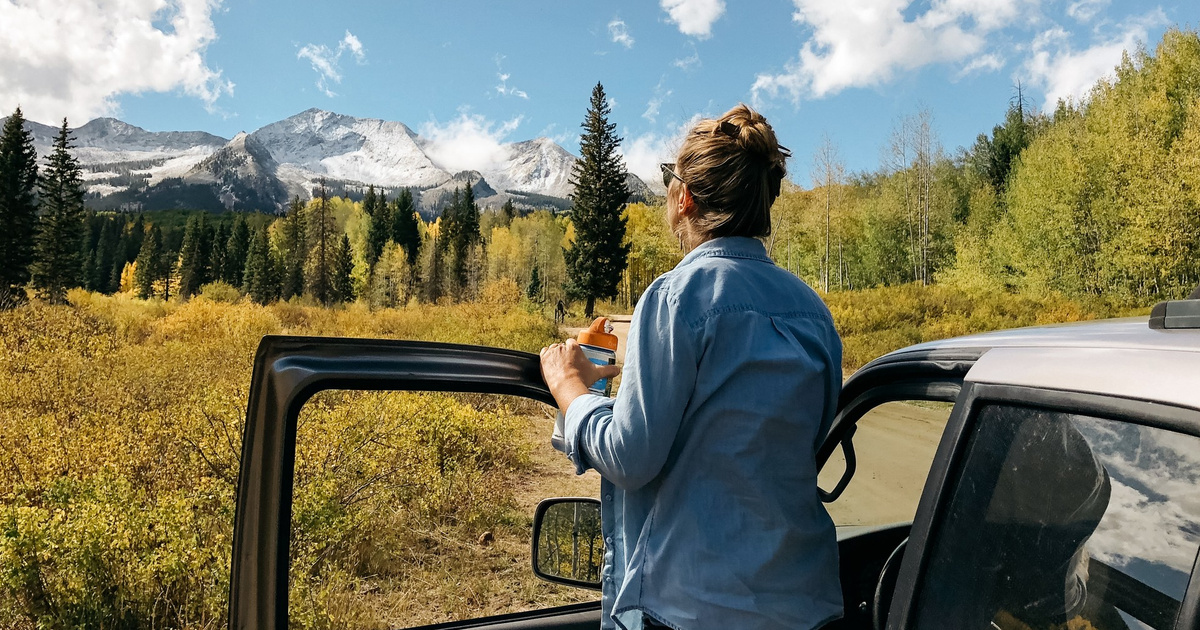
[826,283,1149,371]
[0,293,559,630]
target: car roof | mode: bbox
[877,317,1200,412]
[886,317,1200,356]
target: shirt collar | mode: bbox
[676,236,773,269]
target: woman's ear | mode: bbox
[677,184,697,217]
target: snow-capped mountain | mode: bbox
[250,108,450,197]
[11,109,651,213]
[484,137,578,199]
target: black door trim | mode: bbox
[228,335,555,630]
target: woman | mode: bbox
[540,104,843,630]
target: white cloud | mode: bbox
[419,111,523,174]
[609,19,635,49]
[1067,0,1110,23]
[673,44,702,71]
[298,31,367,98]
[621,115,703,195]
[494,56,529,99]
[1025,11,1163,111]
[752,0,1029,104]
[643,95,669,123]
[957,52,1006,78]
[0,0,233,125]
[495,73,529,100]
[608,97,619,110]
[660,0,726,39]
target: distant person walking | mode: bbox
[554,299,567,325]
[540,104,843,630]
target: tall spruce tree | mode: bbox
[450,181,482,297]
[31,119,87,304]
[564,83,631,317]
[280,196,307,300]
[306,179,338,305]
[224,215,251,288]
[89,217,120,293]
[364,185,390,267]
[243,226,280,304]
[134,225,166,299]
[500,198,517,226]
[0,107,39,306]
[177,214,210,299]
[332,233,355,303]
[425,212,448,303]
[210,221,230,288]
[391,188,420,267]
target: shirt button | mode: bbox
[604,494,613,501]
[605,536,613,544]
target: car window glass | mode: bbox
[913,404,1200,630]
[288,390,596,628]
[819,400,952,527]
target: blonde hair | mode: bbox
[676,104,789,239]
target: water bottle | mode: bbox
[552,317,619,452]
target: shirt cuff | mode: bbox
[563,393,614,475]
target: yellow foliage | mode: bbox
[0,294,561,628]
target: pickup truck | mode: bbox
[227,294,1200,630]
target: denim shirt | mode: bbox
[560,236,844,630]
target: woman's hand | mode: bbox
[539,339,621,413]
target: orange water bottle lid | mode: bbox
[577,317,618,350]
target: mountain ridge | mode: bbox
[6,109,651,214]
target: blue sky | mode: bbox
[1,0,1195,186]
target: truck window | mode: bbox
[912,403,1200,630]
[819,400,952,527]
[287,390,594,628]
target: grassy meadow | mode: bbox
[0,280,1150,629]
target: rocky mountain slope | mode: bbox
[10,109,651,214]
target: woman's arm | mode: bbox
[554,288,698,491]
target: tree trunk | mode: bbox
[585,296,595,319]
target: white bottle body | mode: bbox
[551,343,617,452]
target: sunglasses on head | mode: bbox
[660,163,685,189]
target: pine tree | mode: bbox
[564,83,631,317]
[210,221,230,286]
[280,196,307,300]
[450,182,482,297]
[425,220,446,303]
[223,215,251,288]
[332,233,355,303]
[109,216,132,292]
[243,226,280,304]
[81,212,102,292]
[527,264,542,301]
[134,225,165,299]
[177,214,210,299]
[31,119,87,304]
[90,218,120,293]
[501,198,517,227]
[0,107,40,307]
[391,188,420,267]
[364,185,390,267]
[306,178,339,305]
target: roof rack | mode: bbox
[1149,283,1200,330]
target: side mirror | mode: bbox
[818,431,857,503]
[531,498,604,590]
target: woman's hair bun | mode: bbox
[676,103,790,240]
[718,104,789,164]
